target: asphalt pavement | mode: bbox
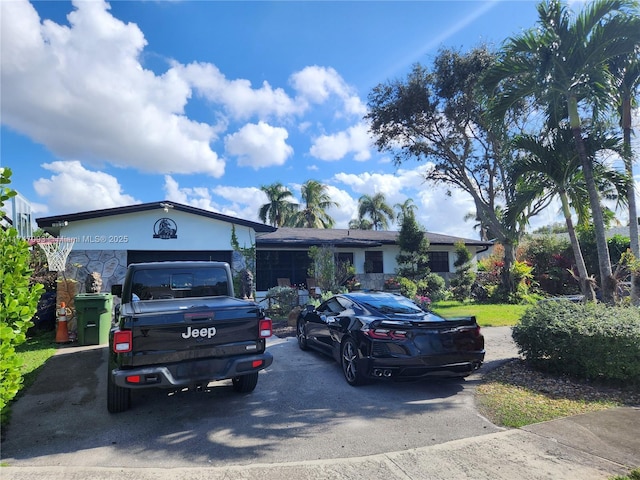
[1,327,638,480]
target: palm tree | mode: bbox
[609,52,640,304]
[348,218,373,230]
[357,193,394,230]
[482,0,640,302]
[394,198,417,224]
[288,180,338,228]
[511,126,628,301]
[259,182,297,227]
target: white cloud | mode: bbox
[174,62,302,120]
[33,161,139,214]
[290,65,365,117]
[290,66,349,103]
[332,166,484,238]
[225,122,294,169]
[163,176,268,224]
[310,123,372,161]
[324,185,359,228]
[1,0,225,177]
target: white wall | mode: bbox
[58,209,255,252]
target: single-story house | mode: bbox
[36,200,492,300]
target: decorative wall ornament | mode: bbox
[153,218,177,239]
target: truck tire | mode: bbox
[107,369,131,413]
[232,372,259,393]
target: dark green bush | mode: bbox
[512,300,640,384]
[420,273,447,302]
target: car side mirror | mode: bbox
[111,284,122,297]
[305,304,315,313]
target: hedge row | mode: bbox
[512,300,640,385]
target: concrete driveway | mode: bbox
[1,328,516,468]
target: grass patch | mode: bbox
[2,330,58,429]
[475,382,619,428]
[432,301,528,327]
[610,468,640,480]
[16,330,58,391]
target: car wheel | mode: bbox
[107,369,131,413]
[297,319,309,350]
[341,337,366,386]
[232,372,259,393]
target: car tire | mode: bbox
[341,337,366,386]
[297,319,309,351]
[232,372,259,393]
[107,369,131,413]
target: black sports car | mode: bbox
[296,291,485,385]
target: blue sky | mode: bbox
[4,0,631,239]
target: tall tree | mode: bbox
[394,198,417,224]
[348,218,373,230]
[367,47,549,294]
[357,193,394,230]
[511,126,628,301]
[609,52,640,304]
[288,180,338,228]
[482,0,640,302]
[258,182,297,227]
[395,208,430,281]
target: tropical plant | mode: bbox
[357,192,394,230]
[482,0,640,302]
[609,51,640,304]
[307,245,353,293]
[258,182,297,227]
[288,180,337,228]
[348,218,373,230]
[511,125,628,300]
[394,198,417,223]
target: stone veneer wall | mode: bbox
[56,250,128,335]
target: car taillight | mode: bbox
[259,318,272,338]
[113,330,132,353]
[364,327,407,340]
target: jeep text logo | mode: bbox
[182,326,217,339]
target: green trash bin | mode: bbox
[75,293,113,346]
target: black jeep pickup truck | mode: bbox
[107,261,273,413]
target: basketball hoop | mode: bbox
[29,237,76,272]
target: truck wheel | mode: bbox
[107,370,131,413]
[232,372,259,393]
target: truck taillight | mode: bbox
[113,330,132,353]
[259,318,272,338]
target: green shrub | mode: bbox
[512,301,640,384]
[1,228,45,423]
[397,276,417,299]
[420,273,448,302]
[265,286,299,314]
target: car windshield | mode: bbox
[358,295,424,315]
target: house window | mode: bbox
[364,251,383,273]
[336,252,354,267]
[429,251,449,273]
[256,250,311,291]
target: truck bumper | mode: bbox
[111,351,273,389]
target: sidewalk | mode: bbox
[3,407,638,480]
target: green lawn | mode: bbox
[431,301,529,327]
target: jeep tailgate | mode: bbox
[119,297,265,367]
